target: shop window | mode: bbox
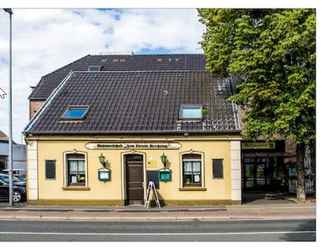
[182,154,202,187]
[66,153,86,186]
[179,105,202,119]
[45,160,56,179]
[212,159,224,179]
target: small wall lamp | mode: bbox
[160,152,168,168]
[99,153,109,168]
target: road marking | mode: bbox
[231,206,316,210]
[0,231,316,236]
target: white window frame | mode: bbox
[63,151,88,188]
[180,151,205,188]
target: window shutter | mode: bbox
[45,160,56,179]
[213,159,223,178]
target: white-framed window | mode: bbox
[65,153,86,186]
[182,153,203,187]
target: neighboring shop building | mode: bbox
[241,140,288,192]
[24,55,242,205]
[0,130,27,175]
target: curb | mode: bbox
[0,207,227,213]
[0,215,315,222]
[0,204,315,213]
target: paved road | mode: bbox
[0,219,315,241]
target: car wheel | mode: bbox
[12,191,22,203]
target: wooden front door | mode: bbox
[125,154,144,205]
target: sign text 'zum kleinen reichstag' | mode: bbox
[85,142,181,150]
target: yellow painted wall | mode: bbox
[32,136,239,202]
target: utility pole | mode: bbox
[3,8,13,206]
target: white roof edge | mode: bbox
[24,71,74,133]
[71,70,208,73]
[228,77,241,131]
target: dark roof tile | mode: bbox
[29,54,206,100]
[25,71,240,135]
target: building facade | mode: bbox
[24,55,242,205]
[25,136,241,205]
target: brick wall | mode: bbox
[29,100,44,119]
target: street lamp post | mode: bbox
[3,8,13,207]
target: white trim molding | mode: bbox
[230,141,241,202]
[27,140,38,200]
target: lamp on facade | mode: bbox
[159,153,171,182]
[160,152,168,168]
[99,153,108,168]
[98,154,111,182]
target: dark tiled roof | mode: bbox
[25,71,240,135]
[29,54,206,100]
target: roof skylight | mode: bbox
[62,106,89,120]
[179,105,203,120]
[88,65,102,71]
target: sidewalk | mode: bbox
[0,202,316,222]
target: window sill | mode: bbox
[179,187,207,191]
[62,186,90,191]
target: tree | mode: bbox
[198,9,316,200]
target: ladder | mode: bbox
[144,181,161,208]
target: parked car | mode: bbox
[0,169,25,176]
[15,175,26,183]
[0,173,26,186]
[0,179,26,202]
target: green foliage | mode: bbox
[198,9,316,144]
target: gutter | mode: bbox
[25,129,242,136]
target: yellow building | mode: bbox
[24,54,242,206]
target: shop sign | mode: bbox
[86,142,181,150]
[159,169,172,182]
[98,168,111,182]
[242,142,275,150]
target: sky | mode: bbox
[0,9,205,143]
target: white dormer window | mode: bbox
[88,65,102,71]
[179,105,203,119]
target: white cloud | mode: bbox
[0,9,204,143]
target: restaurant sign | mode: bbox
[86,142,181,150]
